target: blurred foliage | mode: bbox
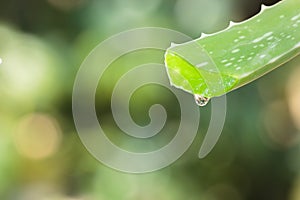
[1,0,300,200]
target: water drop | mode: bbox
[194,94,210,106]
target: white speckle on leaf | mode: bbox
[234,39,239,43]
[260,54,266,59]
[0,58,2,65]
[230,57,235,61]
[196,62,208,68]
[267,36,274,41]
[221,59,227,63]
[253,32,273,43]
[280,15,285,19]
[291,14,300,21]
[237,59,243,62]
[239,36,245,39]
[231,49,240,53]
[225,62,232,67]
[247,57,252,61]
[236,67,241,70]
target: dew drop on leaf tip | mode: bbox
[194,94,210,106]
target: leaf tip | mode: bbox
[229,21,237,27]
[170,42,179,48]
[260,4,272,12]
[201,33,209,38]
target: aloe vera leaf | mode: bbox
[165,0,300,100]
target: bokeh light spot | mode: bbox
[14,113,62,160]
[287,65,300,130]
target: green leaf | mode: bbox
[165,0,300,104]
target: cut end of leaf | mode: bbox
[164,44,238,98]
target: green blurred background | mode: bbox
[1,0,300,199]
